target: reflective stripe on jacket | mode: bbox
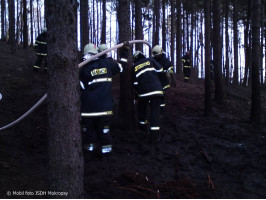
[133,58,163,98]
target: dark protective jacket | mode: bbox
[132,57,164,98]
[182,54,191,68]
[34,32,47,56]
[80,56,126,117]
[154,54,174,90]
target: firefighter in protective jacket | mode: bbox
[182,51,191,82]
[132,51,164,144]
[80,43,128,154]
[152,45,175,108]
[33,28,48,72]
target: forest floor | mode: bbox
[0,41,266,199]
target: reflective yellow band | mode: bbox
[88,78,112,85]
[36,53,47,56]
[163,85,170,90]
[120,58,128,63]
[155,68,163,72]
[81,111,113,117]
[160,104,166,107]
[134,82,138,85]
[102,145,112,154]
[36,40,47,44]
[150,127,160,130]
[184,65,191,68]
[139,120,148,125]
[33,65,40,69]
[185,77,190,79]
[139,91,164,97]
[136,67,155,78]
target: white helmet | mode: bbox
[133,51,144,58]
[84,43,98,55]
[98,43,107,52]
[152,45,164,56]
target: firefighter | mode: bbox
[132,51,164,144]
[152,45,175,109]
[80,43,129,155]
[182,51,191,82]
[33,28,48,72]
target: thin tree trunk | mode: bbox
[117,0,134,130]
[233,0,239,84]
[250,0,261,122]
[260,4,264,84]
[100,0,106,44]
[1,0,6,40]
[30,0,33,46]
[8,0,16,54]
[37,0,39,34]
[45,0,84,197]
[162,0,166,51]
[176,0,182,73]
[23,0,28,48]
[80,0,89,52]
[170,0,175,65]
[204,0,212,115]
[135,0,143,51]
[213,0,224,104]
[243,0,251,87]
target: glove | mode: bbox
[119,41,130,59]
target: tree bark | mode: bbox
[250,0,261,123]
[80,0,89,52]
[170,0,175,65]
[162,0,166,51]
[1,0,6,40]
[30,0,33,46]
[176,0,181,73]
[204,0,212,115]
[117,0,134,130]
[213,0,224,104]
[8,0,16,54]
[100,0,106,44]
[23,0,28,48]
[243,0,251,87]
[134,0,143,51]
[233,0,239,84]
[45,0,84,197]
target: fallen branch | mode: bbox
[117,186,146,197]
[207,174,215,191]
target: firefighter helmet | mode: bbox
[84,43,98,55]
[152,45,164,56]
[133,51,144,58]
[98,44,107,52]
[42,27,47,32]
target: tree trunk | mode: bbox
[117,0,134,130]
[213,0,224,104]
[243,0,251,87]
[1,0,6,40]
[233,0,239,84]
[80,0,89,52]
[204,0,212,115]
[100,0,106,44]
[170,0,175,65]
[134,0,143,51]
[162,0,166,51]
[30,0,33,46]
[37,0,40,34]
[8,0,16,54]
[176,0,182,73]
[45,0,84,197]
[224,0,229,84]
[250,0,261,122]
[152,0,160,47]
[23,0,28,48]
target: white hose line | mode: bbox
[0,40,151,132]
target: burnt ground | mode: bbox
[0,41,266,199]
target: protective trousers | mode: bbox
[83,117,112,153]
[138,96,161,133]
[183,67,191,81]
[33,55,47,71]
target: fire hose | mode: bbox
[0,40,151,131]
